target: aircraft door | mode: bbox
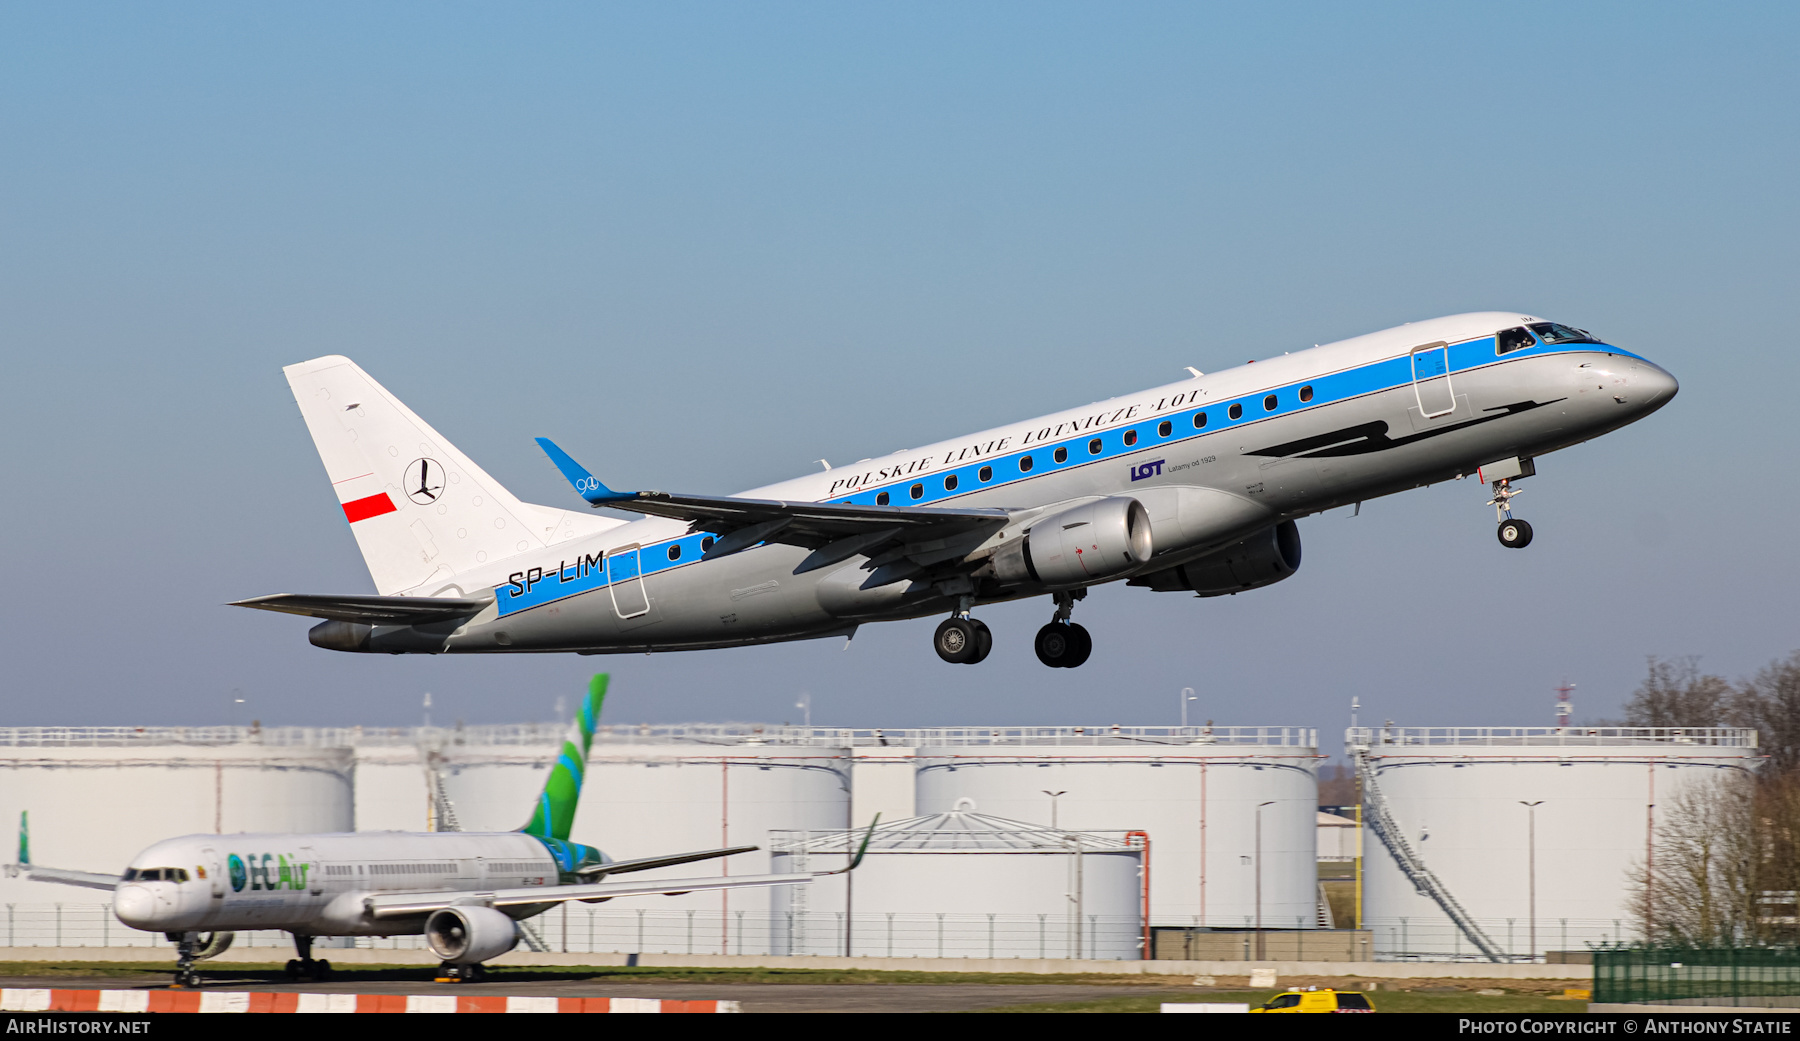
[199,847,224,900]
[1411,342,1455,418]
[607,545,650,619]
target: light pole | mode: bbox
[1180,688,1197,728]
[1520,801,1543,961]
[1042,790,1067,829]
[795,692,811,727]
[1255,800,1275,961]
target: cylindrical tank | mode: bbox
[1356,726,1762,959]
[912,727,1319,930]
[0,727,354,912]
[770,810,1146,959]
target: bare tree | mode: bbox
[1632,769,1800,946]
[1733,652,1800,774]
[1631,771,1762,945]
[1623,657,1733,728]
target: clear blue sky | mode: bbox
[3,2,1796,731]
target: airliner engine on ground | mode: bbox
[236,313,1675,666]
[15,677,853,985]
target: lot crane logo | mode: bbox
[226,852,309,892]
[404,458,445,505]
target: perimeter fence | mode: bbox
[1594,947,1800,1008]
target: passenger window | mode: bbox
[1228,403,1243,420]
[1497,326,1536,354]
[1020,456,1034,472]
[944,474,958,491]
[978,466,992,482]
[1299,385,1313,402]
[667,544,681,561]
[1193,412,1208,429]
[1088,438,1102,455]
[876,492,890,506]
[1264,394,1278,411]
[910,483,923,500]
[1158,420,1172,437]
[701,536,714,551]
[1123,430,1138,446]
[1054,447,1068,464]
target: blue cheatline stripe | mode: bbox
[495,338,1635,617]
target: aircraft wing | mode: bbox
[535,438,1009,583]
[228,593,490,625]
[24,866,118,891]
[365,871,815,919]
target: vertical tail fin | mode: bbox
[17,811,27,868]
[281,356,611,596]
[520,674,607,842]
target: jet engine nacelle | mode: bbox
[1128,519,1302,596]
[423,906,520,964]
[992,496,1154,590]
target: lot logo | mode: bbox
[226,852,310,892]
[1130,459,1164,482]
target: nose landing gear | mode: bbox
[1488,479,1532,549]
[1034,589,1092,669]
[934,596,993,664]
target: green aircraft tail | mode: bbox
[16,810,27,868]
[520,674,607,842]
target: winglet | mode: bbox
[534,438,635,506]
[17,811,27,868]
[817,814,881,876]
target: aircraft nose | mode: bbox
[1636,362,1679,407]
[113,885,156,928]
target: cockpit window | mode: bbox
[1496,326,1536,355]
[123,867,188,882]
[1527,322,1602,345]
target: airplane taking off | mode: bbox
[15,676,856,985]
[236,313,1676,666]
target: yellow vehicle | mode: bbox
[1247,988,1376,1013]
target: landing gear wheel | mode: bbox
[1063,623,1092,668]
[285,959,300,980]
[1035,623,1092,668]
[966,620,993,664]
[934,618,979,664]
[1497,518,1533,549]
[314,959,332,981]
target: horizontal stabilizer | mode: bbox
[576,845,759,879]
[27,867,117,891]
[367,871,815,918]
[230,593,488,625]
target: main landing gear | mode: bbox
[934,596,993,664]
[1489,479,1533,549]
[436,962,487,983]
[1034,590,1092,669]
[285,934,333,981]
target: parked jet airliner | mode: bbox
[15,676,856,985]
[236,313,1675,666]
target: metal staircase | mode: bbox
[1351,733,1504,962]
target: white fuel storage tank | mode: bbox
[912,726,1319,931]
[1355,726,1762,959]
[769,809,1146,959]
